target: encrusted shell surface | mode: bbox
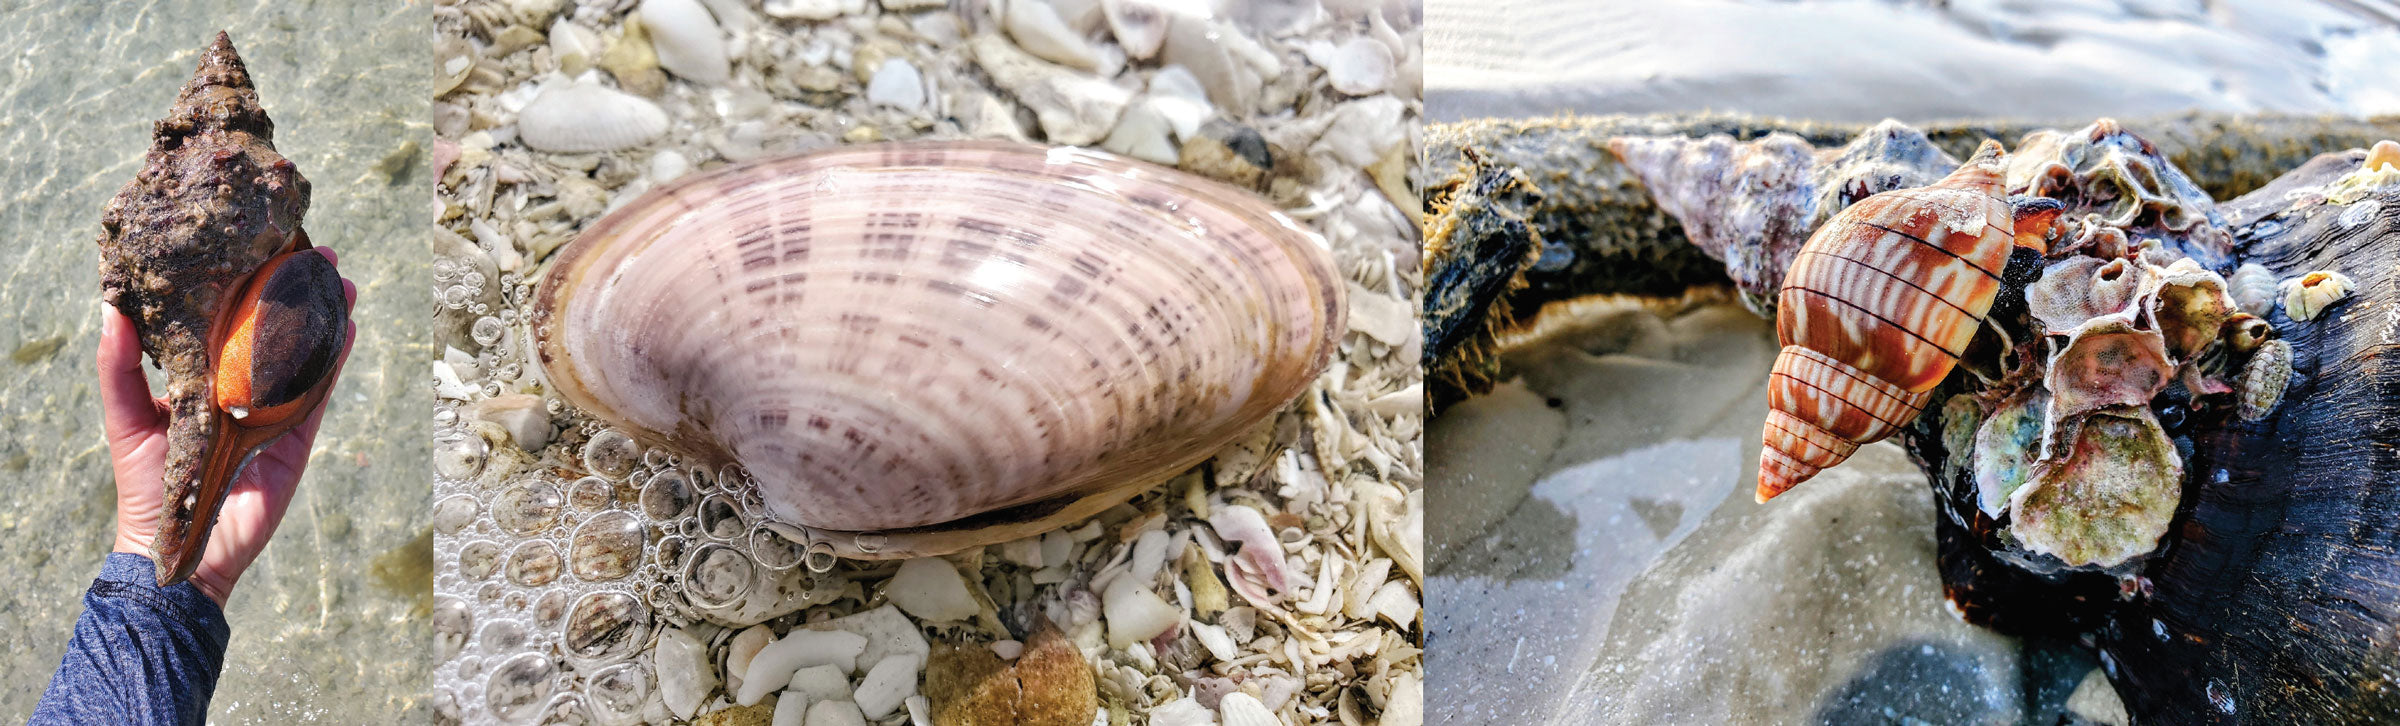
[1971,389,2047,517]
[2148,257,2237,361]
[2043,315,2172,437]
[2008,409,2183,568]
[530,141,1345,553]
[2025,256,2149,335]
[516,82,671,154]
[1755,141,2014,501]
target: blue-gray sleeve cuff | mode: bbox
[29,552,232,726]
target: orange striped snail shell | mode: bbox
[1757,140,2042,502]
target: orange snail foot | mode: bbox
[2009,196,2067,255]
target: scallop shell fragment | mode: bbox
[517,82,670,154]
[530,141,1345,558]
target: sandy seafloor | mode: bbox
[0,1,432,722]
[1422,1,2398,724]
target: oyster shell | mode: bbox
[95,33,348,586]
[530,140,1345,558]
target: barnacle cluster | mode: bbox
[1946,121,2347,571]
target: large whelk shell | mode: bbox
[531,141,1345,557]
[1756,141,2015,502]
[96,33,341,586]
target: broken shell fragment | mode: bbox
[2007,409,2183,569]
[2280,269,2356,322]
[530,141,1345,558]
[517,81,671,154]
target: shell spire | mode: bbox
[1757,141,2013,502]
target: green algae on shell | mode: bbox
[2006,409,2182,569]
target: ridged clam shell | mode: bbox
[517,82,670,154]
[1758,141,2014,501]
[531,141,1345,553]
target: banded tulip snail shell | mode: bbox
[1758,140,2046,502]
[530,141,1347,558]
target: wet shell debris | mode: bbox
[430,0,1424,724]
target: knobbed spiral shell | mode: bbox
[1757,141,2016,502]
[531,141,1346,557]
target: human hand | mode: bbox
[100,246,357,607]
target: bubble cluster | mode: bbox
[433,416,846,723]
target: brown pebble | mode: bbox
[927,618,1096,726]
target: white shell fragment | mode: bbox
[1102,575,1180,648]
[1218,692,1280,726]
[1103,0,1170,59]
[851,653,923,719]
[739,629,868,705]
[804,700,868,726]
[530,141,1345,557]
[885,557,979,622]
[1323,37,1394,96]
[864,58,928,112]
[640,0,730,85]
[787,663,851,701]
[657,626,717,721]
[517,82,670,154]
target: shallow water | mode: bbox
[0,2,429,721]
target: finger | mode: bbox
[342,277,357,307]
[96,305,167,437]
[315,245,337,265]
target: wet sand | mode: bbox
[1426,302,2126,724]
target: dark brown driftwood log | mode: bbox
[1900,149,2400,725]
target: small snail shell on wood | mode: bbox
[530,141,1346,558]
[1757,141,2034,502]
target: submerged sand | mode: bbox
[1426,302,2128,725]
